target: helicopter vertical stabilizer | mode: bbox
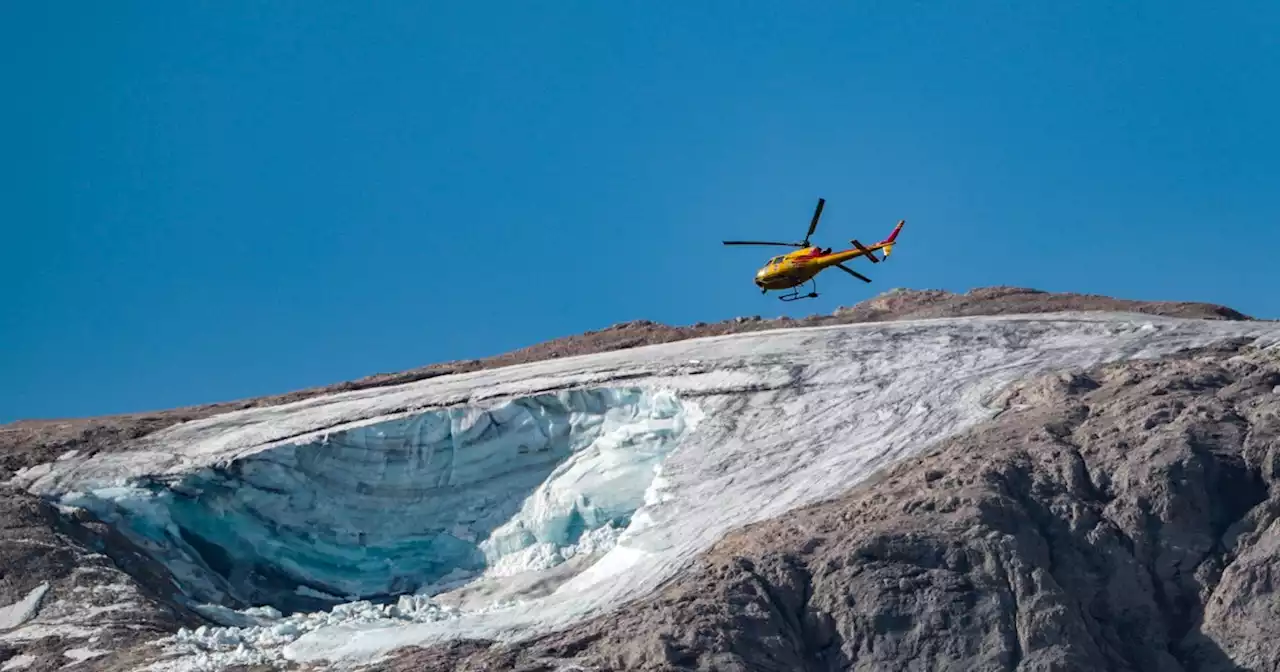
[881,220,905,257]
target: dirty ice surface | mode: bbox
[14,313,1280,670]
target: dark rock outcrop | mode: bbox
[0,486,202,672]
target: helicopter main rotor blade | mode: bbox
[851,239,880,262]
[804,197,825,246]
[834,262,872,283]
[722,240,805,247]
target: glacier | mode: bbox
[12,312,1280,670]
[38,388,695,614]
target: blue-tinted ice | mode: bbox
[58,388,693,613]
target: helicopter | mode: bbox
[722,198,904,301]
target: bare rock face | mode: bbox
[0,486,202,672]
[832,286,1253,323]
[387,342,1280,671]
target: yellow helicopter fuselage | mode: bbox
[754,239,896,290]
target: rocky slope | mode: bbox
[386,338,1280,671]
[0,490,204,672]
[0,286,1270,672]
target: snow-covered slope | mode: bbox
[11,312,1280,670]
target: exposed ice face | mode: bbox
[54,388,696,614]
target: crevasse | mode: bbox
[57,387,696,614]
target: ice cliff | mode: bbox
[34,389,694,615]
[8,311,1280,670]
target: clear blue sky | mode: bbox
[3,2,1278,421]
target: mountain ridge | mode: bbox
[1,286,1275,672]
[0,286,1253,477]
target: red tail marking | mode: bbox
[884,220,904,243]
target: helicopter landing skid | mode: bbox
[774,279,819,302]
